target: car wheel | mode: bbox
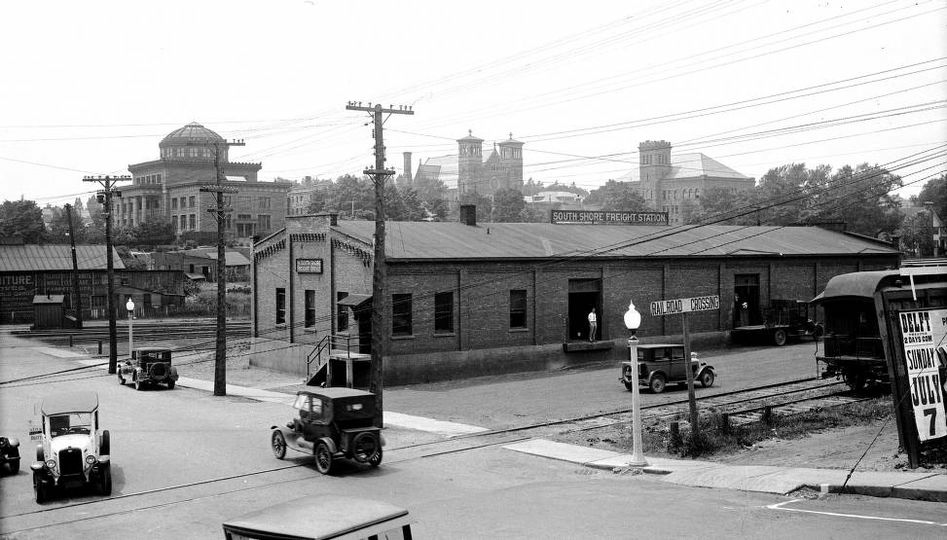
[352,432,380,464]
[843,370,867,393]
[134,378,143,391]
[9,457,20,474]
[623,381,636,392]
[314,441,333,475]
[98,466,112,496]
[368,445,383,467]
[649,374,667,394]
[100,430,110,456]
[773,329,788,347]
[34,477,47,504]
[271,431,287,460]
[166,379,175,390]
[699,370,715,388]
[118,374,125,385]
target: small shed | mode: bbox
[32,294,65,329]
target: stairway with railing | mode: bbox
[305,334,369,387]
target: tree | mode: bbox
[809,164,902,236]
[84,195,106,243]
[133,218,175,247]
[328,174,373,219]
[0,199,46,243]
[458,192,493,222]
[900,211,934,258]
[692,186,757,225]
[584,180,648,211]
[755,163,811,225]
[492,188,526,222]
[917,174,946,220]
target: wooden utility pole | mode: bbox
[198,139,243,396]
[83,175,131,373]
[345,102,414,427]
[65,204,83,329]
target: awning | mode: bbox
[337,294,371,308]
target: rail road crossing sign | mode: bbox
[650,295,720,317]
[897,309,947,442]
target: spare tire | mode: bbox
[351,432,380,463]
[149,363,169,379]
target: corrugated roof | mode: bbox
[334,221,898,261]
[0,245,126,272]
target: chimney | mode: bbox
[403,152,413,184]
[329,213,338,226]
[460,205,477,226]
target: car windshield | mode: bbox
[49,412,93,437]
[292,394,308,410]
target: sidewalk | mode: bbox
[45,346,947,504]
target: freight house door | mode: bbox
[568,279,602,341]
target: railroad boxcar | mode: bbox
[812,266,947,392]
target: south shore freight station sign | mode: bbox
[551,210,668,225]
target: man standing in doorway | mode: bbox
[588,307,597,342]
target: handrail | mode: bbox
[306,335,330,381]
[305,334,362,381]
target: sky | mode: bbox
[1,0,945,207]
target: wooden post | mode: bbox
[682,313,699,435]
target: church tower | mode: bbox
[457,130,483,194]
[497,133,524,191]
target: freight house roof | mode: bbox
[0,244,126,272]
[331,221,898,261]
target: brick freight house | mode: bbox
[250,208,900,385]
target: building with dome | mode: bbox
[122,122,291,243]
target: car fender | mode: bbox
[318,437,338,455]
[698,365,716,377]
[169,366,179,380]
[647,370,666,384]
[5,437,18,449]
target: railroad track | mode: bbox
[12,321,251,345]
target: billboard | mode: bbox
[550,210,668,225]
[897,309,947,442]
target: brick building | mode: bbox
[0,244,185,324]
[250,208,900,385]
[123,122,291,243]
[632,140,756,225]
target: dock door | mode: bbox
[568,279,601,341]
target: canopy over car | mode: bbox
[41,391,98,415]
[222,495,409,540]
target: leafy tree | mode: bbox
[85,195,106,243]
[809,164,902,236]
[0,199,46,243]
[492,188,526,222]
[692,186,757,225]
[916,174,946,220]
[755,163,810,225]
[328,174,373,219]
[584,180,648,211]
[900,211,934,257]
[133,218,175,247]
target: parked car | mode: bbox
[620,343,717,394]
[0,436,20,475]
[119,346,179,390]
[271,388,383,475]
[222,495,413,540]
[30,391,111,502]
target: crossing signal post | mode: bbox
[345,102,414,427]
[83,175,131,374]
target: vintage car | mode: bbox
[118,346,179,390]
[0,436,20,475]
[271,388,383,475]
[30,391,111,502]
[222,495,413,540]
[620,343,717,394]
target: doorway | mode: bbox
[733,273,761,327]
[568,279,602,341]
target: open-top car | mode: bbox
[30,391,111,502]
[620,343,717,394]
[271,388,383,475]
[0,436,20,475]
[119,346,179,390]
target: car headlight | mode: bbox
[45,459,56,469]
[85,454,97,464]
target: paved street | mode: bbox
[2,333,946,539]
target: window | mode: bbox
[257,214,271,232]
[171,198,178,210]
[276,288,286,324]
[259,197,271,209]
[189,196,196,208]
[434,292,453,333]
[337,292,349,332]
[179,215,186,231]
[304,290,315,328]
[189,214,196,229]
[392,293,412,336]
[510,290,527,329]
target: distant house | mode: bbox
[0,243,185,324]
[152,247,251,282]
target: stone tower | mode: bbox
[638,140,672,206]
[457,130,484,194]
[497,133,524,191]
[402,151,413,186]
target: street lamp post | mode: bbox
[126,298,135,359]
[623,300,648,467]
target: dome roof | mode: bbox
[160,122,224,146]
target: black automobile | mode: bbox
[118,346,179,390]
[621,343,716,394]
[270,388,383,475]
[0,436,20,475]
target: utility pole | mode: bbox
[345,101,414,427]
[65,204,83,329]
[83,175,131,373]
[197,139,243,396]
